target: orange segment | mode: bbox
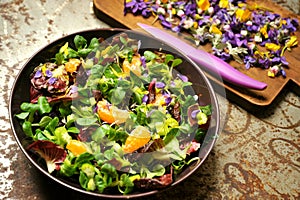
[97,100,129,124]
[65,58,81,73]
[97,100,115,124]
[122,55,142,76]
[66,140,88,156]
[111,106,129,124]
[123,126,151,153]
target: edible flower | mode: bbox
[34,70,42,78]
[285,35,298,49]
[210,24,222,35]
[197,0,210,11]
[235,8,251,22]
[219,0,229,9]
[265,43,281,51]
[259,25,269,39]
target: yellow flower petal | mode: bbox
[268,71,275,77]
[281,19,287,25]
[210,24,222,35]
[197,0,210,11]
[286,36,298,48]
[219,0,229,8]
[59,42,69,55]
[172,8,176,15]
[193,21,198,29]
[242,9,251,21]
[236,8,251,22]
[265,43,281,51]
[238,2,247,8]
[260,25,268,38]
[235,9,243,19]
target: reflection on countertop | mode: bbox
[1,0,299,199]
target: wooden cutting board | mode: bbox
[93,0,300,110]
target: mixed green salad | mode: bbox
[16,32,212,194]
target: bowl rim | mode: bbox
[9,28,220,199]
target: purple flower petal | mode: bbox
[155,81,165,88]
[140,56,146,68]
[142,94,148,103]
[172,26,181,33]
[177,74,188,82]
[48,77,57,85]
[46,70,53,78]
[125,1,136,8]
[170,81,175,87]
[142,9,151,17]
[165,97,172,105]
[280,56,289,65]
[93,105,98,113]
[132,4,139,13]
[191,110,200,119]
[271,57,281,63]
[280,69,286,77]
[34,70,42,78]
[70,85,78,94]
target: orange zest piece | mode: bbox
[66,140,88,156]
[123,126,151,153]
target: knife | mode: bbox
[137,23,267,90]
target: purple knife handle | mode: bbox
[188,49,267,90]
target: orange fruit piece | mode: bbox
[97,100,115,124]
[97,100,130,124]
[123,126,151,153]
[111,106,129,124]
[122,55,142,76]
[65,58,81,73]
[66,140,88,156]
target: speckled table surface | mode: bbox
[1,0,300,199]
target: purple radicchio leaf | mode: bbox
[27,140,67,173]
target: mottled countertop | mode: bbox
[1,0,300,199]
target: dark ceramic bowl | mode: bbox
[9,29,220,199]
